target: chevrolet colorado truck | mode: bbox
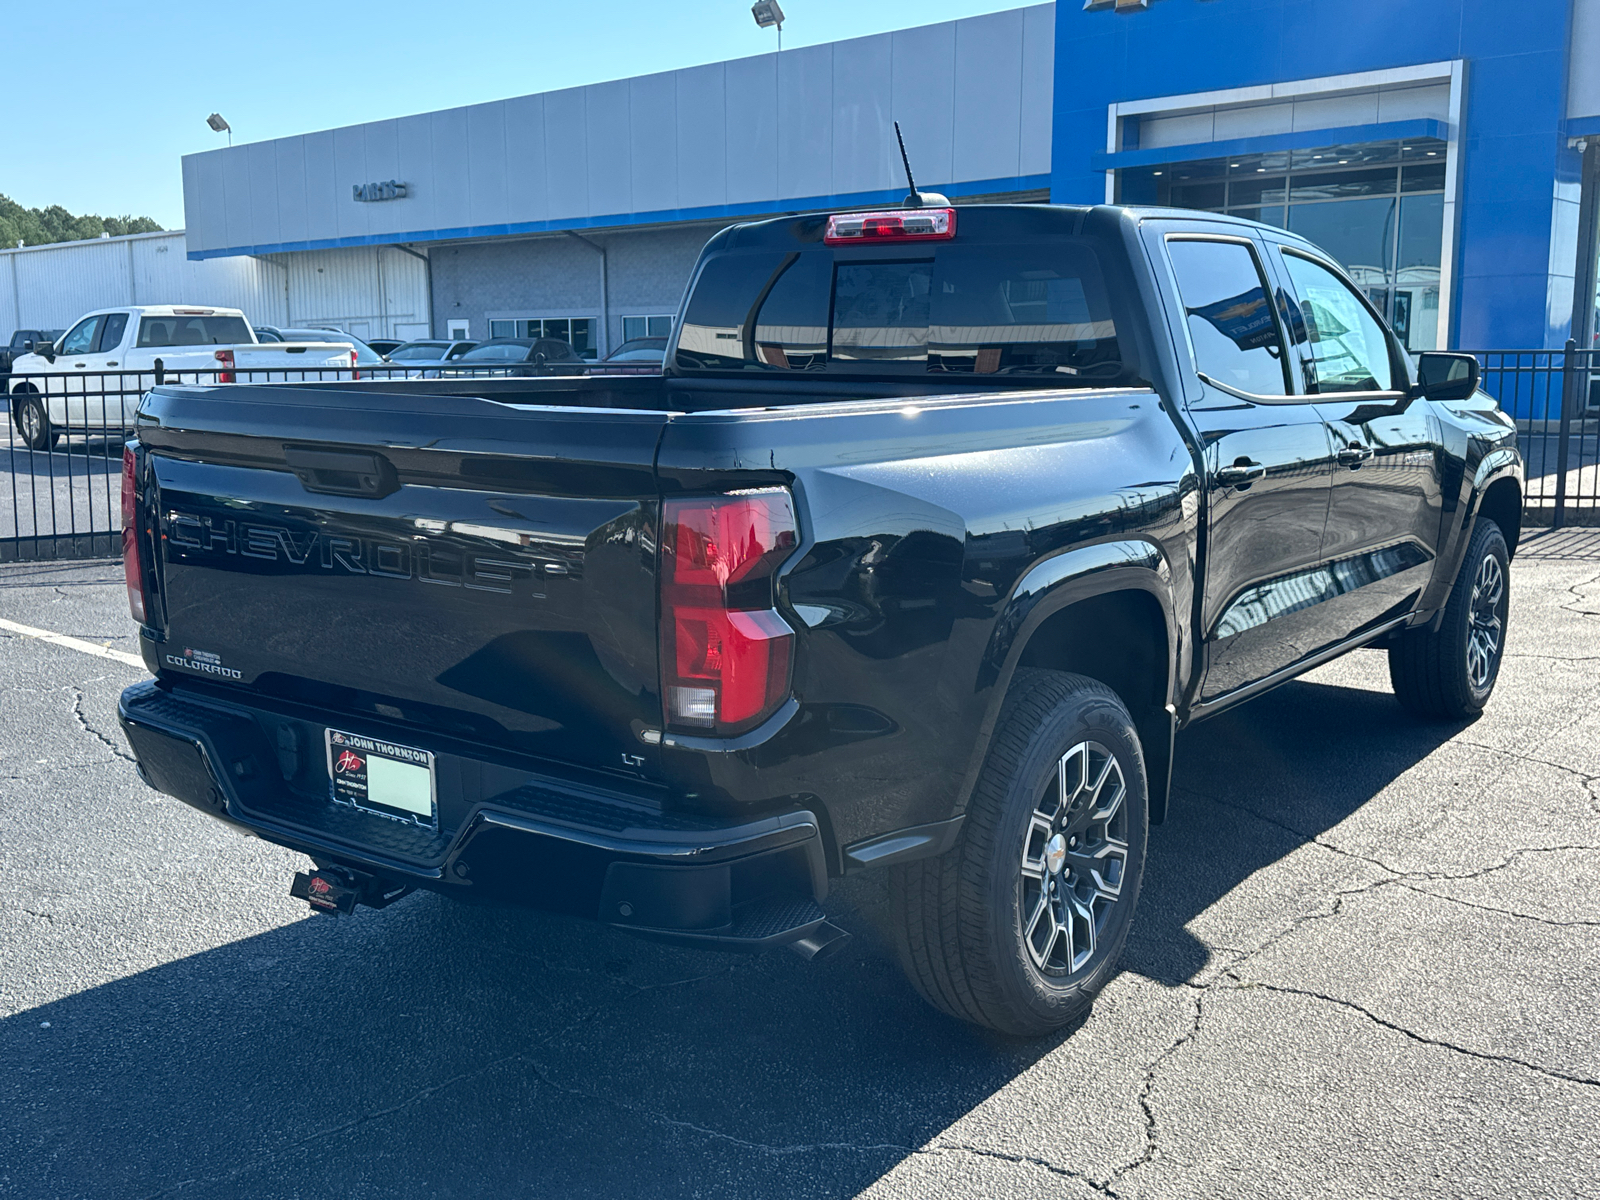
[116,203,1523,1036]
[9,306,359,450]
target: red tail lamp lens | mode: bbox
[661,490,799,733]
[121,446,145,623]
[213,348,235,384]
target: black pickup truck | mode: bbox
[117,203,1523,1036]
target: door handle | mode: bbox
[1216,459,1267,487]
[73,362,86,368]
[105,361,117,367]
[1337,445,1375,468]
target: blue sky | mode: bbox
[7,0,1031,230]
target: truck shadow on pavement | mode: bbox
[0,674,1460,1200]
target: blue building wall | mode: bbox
[1051,0,1582,349]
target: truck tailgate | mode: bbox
[137,383,668,775]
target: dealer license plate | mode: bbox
[326,728,436,827]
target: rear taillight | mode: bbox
[351,350,360,381]
[661,490,799,735]
[824,207,956,244]
[213,348,235,383]
[121,446,145,624]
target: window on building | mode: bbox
[485,317,596,359]
[623,315,673,341]
[1118,138,1446,351]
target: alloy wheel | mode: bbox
[1467,552,1506,691]
[20,403,41,445]
[1019,739,1129,977]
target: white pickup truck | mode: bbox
[7,305,359,449]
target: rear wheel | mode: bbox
[889,670,1148,1036]
[1389,516,1510,719]
[12,391,58,451]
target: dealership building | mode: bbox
[6,0,1600,359]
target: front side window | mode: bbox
[1279,251,1395,393]
[388,342,448,361]
[61,317,102,356]
[1165,238,1290,396]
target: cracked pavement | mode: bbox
[1,539,1598,1200]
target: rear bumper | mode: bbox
[118,681,829,950]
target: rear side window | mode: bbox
[677,241,1127,381]
[97,312,128,353]
[137,315,251,348]
[1165,238,1290,396]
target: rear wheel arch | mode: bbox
[1001,579,1176,823]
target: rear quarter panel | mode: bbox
[655,388,1197,854]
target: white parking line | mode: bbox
[0,617,145,669]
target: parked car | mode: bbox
[1,329,64,379]
[385,339,477,364]
[365,339,404,357]
[258,326,388,371]
[590,336,667,376]
[117,202,1523,1036]
[603,336,667,363]
[439,336,588,375]
[7,307,360,449]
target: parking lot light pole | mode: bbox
[751,0,785,51]
[206,113,232,147]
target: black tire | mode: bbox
[1389,516,1510,720]
[12,391,58,451]
[889,670,1149,1037]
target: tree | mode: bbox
[0,194,163,249]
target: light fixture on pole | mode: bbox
[206,113,232,147]
[751,0,785,51]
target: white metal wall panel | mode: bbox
[544,89,590,220]
[953,9,1026,184]
[182,3,1056,256]
[676,63,728,210]
[587,80,633,217]
[280,244,427,338]
[505,94,551,226]
[833,33,895,196]
[892,23,958,189]
[631,72,680,213]
[275,137,311,247]
[397,115,438,233]
[1020,3,1056,177]
[467,104,510,229]
[778,44,835,199]
[303,131,340,245]
[724,55,779,205]
[0,233,288,330]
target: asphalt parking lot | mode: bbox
[1,534,1597,1200]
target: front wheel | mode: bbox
[12,392,58,451]
[1389,516,1510,720]
[889,670,1149,1037]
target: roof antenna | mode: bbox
[894,121,949,209]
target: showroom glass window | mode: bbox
[486,317,596,359]
[622,315,673,341]
[1118,138,1445,351]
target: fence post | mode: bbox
[1556,338,1577,529]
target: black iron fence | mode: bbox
[1466,342,1599,528]
[2,349,1595,564]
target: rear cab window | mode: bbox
[137,315,252,348]
[675,220,1134,385]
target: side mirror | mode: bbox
[1415,352,1479,402]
